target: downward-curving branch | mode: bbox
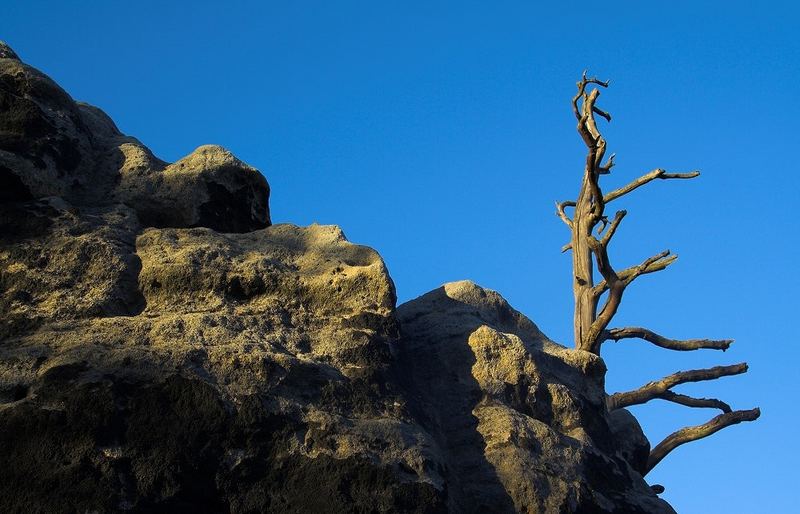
[657,391,732,412]
[604,169,700,204]
[556,200,576,228]
[603,327,733,351]
[646,408,761,474]
[606,363,748,411]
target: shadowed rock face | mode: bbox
[0,46,270,233]
[0,42,672,513]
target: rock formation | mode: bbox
[0,42,674,513]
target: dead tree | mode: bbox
[556,73,759,475]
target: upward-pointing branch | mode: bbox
[592,250,677,298]
[604,169,700,204]
[600,210,627,247]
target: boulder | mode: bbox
[116,144,271,232]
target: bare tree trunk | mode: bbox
[572,194,597,351]
[555,73,759,475]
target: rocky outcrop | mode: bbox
[396,282,667,513]
[0,42,672,513]
[0,48,269,232]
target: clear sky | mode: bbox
[4,1,797,511]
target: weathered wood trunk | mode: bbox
[572,176,597,353]
[555,73,758,473]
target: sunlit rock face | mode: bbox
[395,281,670,513]
[0,42,672,513]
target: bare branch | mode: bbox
[571,71,609,121]
[561,242,572,253]
[604,169,700,204]
[658,391,732,413]
[600,210,626,247]
[598,153,615,174]
[581,89,607,161]
[604,327,733,351]
[556,200,575,228]
[646,408,761,474]
[607,363,748,411]
[593,250,677,297]
[592,105,612,122]
[586,237,624,351]
[595,216,609,235]
[621,250,677,286]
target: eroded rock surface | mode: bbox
[0,42,671,513]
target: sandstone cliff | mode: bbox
[0,42,673,513]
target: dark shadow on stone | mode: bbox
[195,181,269,233]
[0,166,33,203]
[109,249,146,317]
[0,383,29,404]
[0,200,54,243]
[394,293,519,513]
[0,358,448,514]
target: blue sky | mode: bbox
[4,1,798,511]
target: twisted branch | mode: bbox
[556,200,575,228]
[571,71,609,122]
